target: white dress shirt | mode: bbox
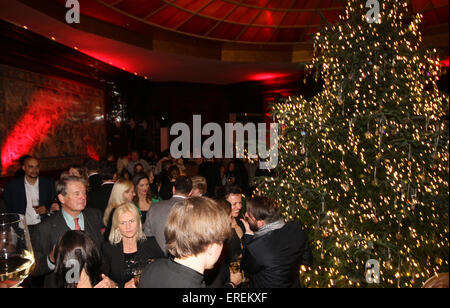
[24,177,41,226]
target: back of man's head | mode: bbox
[246,196,282,224]
[191,176,207,196]
[168,165,180,181]
[173,176,192,196]
[85,159,100,172]
[99,161,116,181]
[165,197,232,258]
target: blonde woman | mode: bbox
[102,203,164,288]
[103,179,135,239]
[116,156,129,176]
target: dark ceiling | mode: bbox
[0,0,448,84]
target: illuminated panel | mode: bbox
[1,90,71,174]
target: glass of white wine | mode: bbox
[0,213,35,288]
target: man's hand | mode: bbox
[240,218,254,235]
[50,202,60,213]
[94,274,118,288]
[34,205,47,215]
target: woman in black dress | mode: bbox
[102,202,164,288]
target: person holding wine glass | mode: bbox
[204,199,243,288]
[3,156,57,234]
[102,202,164,288]
[0,213,34,288]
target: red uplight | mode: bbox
[440,58,449,67]
[1,90,71,175]
[87,144,100,161]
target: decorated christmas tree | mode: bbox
[255,0,449,288]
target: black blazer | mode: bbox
[140,258,206,288]
[241,221,313,288]
[3,176,56,215]
[88,174,102,192]
[102,237,165,287]
[31,208,104,278]
[86,183,114,215]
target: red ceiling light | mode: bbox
[249,73,287,81]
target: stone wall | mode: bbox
[0,64,106,176]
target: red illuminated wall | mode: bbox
[0,64,106,176]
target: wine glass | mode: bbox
[0,213,35,288]
[132,258,155,287]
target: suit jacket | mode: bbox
[198,161,221,196]
[86,183,114,215]
[143,196,185,255]
[241,221,313,288]
[88,173,102,192]
[3,176,56,215]
[102,237,165,287]
[31,208,104,278]
[139,258,206,288]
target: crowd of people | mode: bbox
[1,152,313,288]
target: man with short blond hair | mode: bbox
[139,197,232,288]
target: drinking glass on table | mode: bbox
[0,213,35,288]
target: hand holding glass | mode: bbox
[0,214,35,288]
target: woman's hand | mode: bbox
[124,278,137,288]
[229,270,243,287]
[94,274,118,288]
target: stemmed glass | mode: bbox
[0,213,35,288]
[132,258,155,287]
[230,255,248,287]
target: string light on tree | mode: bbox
[255,0,449,288]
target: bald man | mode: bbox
[3,156,56,229]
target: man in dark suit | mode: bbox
[86,163,116,215]
[3,156,56,230]
[85,159,102,192]
[198,158,221,197]
[143,176,192,255]
[240,196,313,288]
[31,176,116,288]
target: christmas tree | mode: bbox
[255,0,449,288]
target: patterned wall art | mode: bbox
[0,64,106,176]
